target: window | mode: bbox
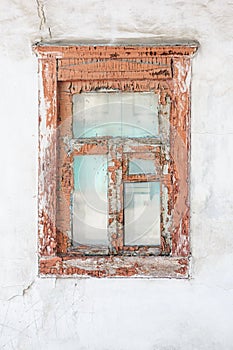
[34,44,198,278]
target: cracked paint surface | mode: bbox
[34,45,197,277]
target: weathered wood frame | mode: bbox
[34,44,198,278]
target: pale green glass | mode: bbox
[128,159,156,175]
[72,155,108,246]
[124,182,160,246]
[73,92,159,138]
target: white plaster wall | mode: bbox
[0,0,233,349]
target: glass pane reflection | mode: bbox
[73,92,159,138]
[72,155,108,246]
[128,158,156,175]
[124,182,160,246]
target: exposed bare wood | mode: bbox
[38,57,57,257]
[39,256,190,278]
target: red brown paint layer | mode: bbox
[34,45,198,277]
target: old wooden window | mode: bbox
[34,44,198,278]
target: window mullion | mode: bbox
[108,138,124,254]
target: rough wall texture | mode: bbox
[0,0,233,349]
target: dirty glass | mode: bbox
[73,92,159,138]
[128,158,156,175]
[124,182,160,246]
[72,155,108,246]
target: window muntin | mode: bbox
[68,90,169,256]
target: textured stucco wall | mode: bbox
[0,1,233,349]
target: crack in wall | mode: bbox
[22,280,35,296]
[36,0,52,39]
[0,280,35,302]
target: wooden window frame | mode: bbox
[34,44,198,278]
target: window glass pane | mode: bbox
[73,92,159,138]
[128,159,156,175]
[124,182,160,246]
[72,155,108,246]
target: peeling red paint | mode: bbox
[56,230,68,254]
[39,255,190,278]
[34,45,198,59]
[57,57,172,81]
[34,45,197,278]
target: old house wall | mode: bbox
[0,0,233,349]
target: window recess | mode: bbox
[34,44,198,278]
